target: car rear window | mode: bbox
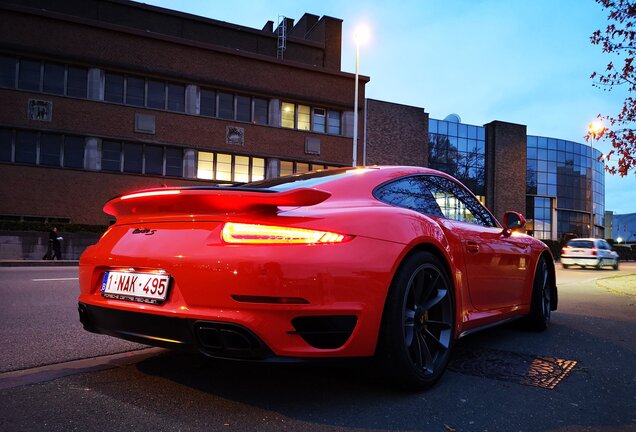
[243,167,377,191]
[566,240,594,248]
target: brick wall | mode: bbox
[365,99,428,167]
[484,121,527,220]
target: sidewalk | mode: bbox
[0,260,79,267]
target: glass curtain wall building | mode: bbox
[526,136,604,240]
[428,117,486,204]
[428,118,605,241]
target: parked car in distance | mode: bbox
[561,238,619,270]
[78,166,558,390]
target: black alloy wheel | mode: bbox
[378,251,455,390]
[528,256,551,331]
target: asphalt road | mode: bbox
[0,264,635,432]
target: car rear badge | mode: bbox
[132,228,156,235]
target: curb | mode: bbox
[0,260,79,267]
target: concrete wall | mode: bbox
[0,231,101,260]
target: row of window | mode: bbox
[0,54,343,135]
[101,141,184,177]
[281,102,341,134]
[527,135,602,158]
[1,127,341,184]
[0,129,85,168]
[0,56,88,98]
[196,151,264,183]
[429,119,485,141]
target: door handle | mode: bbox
[466,240,480,254]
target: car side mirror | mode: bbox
[503,211,526,233]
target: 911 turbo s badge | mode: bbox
[132,228,156,235]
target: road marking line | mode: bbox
[31,277,79,281]
[0,347,165,390]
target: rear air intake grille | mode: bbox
[290,315,357,349]
[194,322,269,360]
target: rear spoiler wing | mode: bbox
[103,187,331,220]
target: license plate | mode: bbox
[101,270,170,304]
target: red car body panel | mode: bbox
[78,166,555,359]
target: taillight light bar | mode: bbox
[121,190,181,200]
[221,222,352,244]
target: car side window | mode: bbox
[422,176,495,227]
[373,176,444,217]
[374,175,496,227]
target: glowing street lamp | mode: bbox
[586,120,606,238]
[352,26,370,167]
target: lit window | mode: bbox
[280,160,294,176]
[252,157,265,181]
[313,108,326,133]
[282,102,295,128]
[234,155,250,182]
[296,162,310,173]
[297,105,310,131]
[197,151,214,180]
[216,153,232,181]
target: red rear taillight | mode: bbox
[591,248,598,256]
[221,222,351,245]
[561,247,567,255]
[120,190,181,200]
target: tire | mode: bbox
[528,256,551,331]
[377,251,455,390]
[561,263,569,269]
[613,259,619,270]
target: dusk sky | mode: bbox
[145,0,635,215]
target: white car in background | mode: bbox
[561,238,619,270]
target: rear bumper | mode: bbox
[78,302,361,360]
[561,256,616,267]
[79,302,275,360]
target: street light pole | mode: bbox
[352,26,369,167]
[587,120,605,238]
[353,41,359,167]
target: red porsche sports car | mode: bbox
[78,166,557,389]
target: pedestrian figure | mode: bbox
[43,228,55,260]
[51,227,63,260]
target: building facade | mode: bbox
[420,115,605,240]
[0,0,606,243]
[0,0,367,225]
